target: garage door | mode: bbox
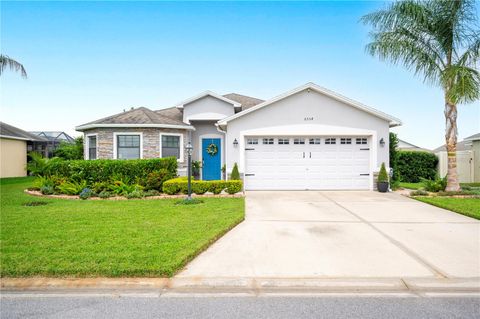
[244,136,371,190]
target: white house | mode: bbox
[76,82,401,190]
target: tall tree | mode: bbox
[0,54,27,78]
[362,0,479,191]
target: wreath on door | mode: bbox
[206,143,218,156]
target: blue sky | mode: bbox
[1,1,479,149]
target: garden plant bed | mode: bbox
[25,189,244,200]
[1,177,245,277]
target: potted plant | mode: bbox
[192,161,201,180]
[377,162,389,193]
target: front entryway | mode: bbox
[202,138,221,180]
[244,136,371,190]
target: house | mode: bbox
[397,139,431,152]
[76,82,401,190]
[0,122,47,178]
[28,131,76,158]
[433,133,480,183]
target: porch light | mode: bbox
[379,138,385,147]
[233,138,239,147]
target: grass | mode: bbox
[0,177,244,277]
[398,182,424,190]
[415,197,480,220]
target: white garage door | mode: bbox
[244,136,371,190]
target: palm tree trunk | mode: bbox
[444,100,461,191]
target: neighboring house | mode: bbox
[397,139,431,152]
[0,122,47,178]
[433,133,480,183]
[76,82,401,190]
[28,131,75,158]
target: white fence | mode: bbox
[436,150,474,183]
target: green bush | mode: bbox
[141,169,174,191]
[377,163,389,183]
[53,137,84,160]
[192,181,209,195]
[27,152,63,176]
[396,151,438,183]
[126,190,144,199]
[410,190,429,196]
[162,177,188,195]
[230,163,240,180]
[144,189,161,197]
[57,180,87,195]
[40,185,55,195]
[226,180,242,194]
[98,191,112,199]
[79,188,93,200]
[209,181,226,194]
[421,176,447,192]
[45,158,177,184]
[109,181,143,196]
[389,132,399,181]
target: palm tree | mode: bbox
[0,54,27,78]
[362,0,479,191]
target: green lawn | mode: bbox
[398,182,424,190]
[0,177,244,277]
[415,197,480,220]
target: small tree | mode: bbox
[230,163,240,180]
[378,162,389,183]
[53,137,84,160]
[389,132,399,181]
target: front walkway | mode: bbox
[177,191,480,279]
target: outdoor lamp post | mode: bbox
[186,141,193,200]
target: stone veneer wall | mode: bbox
[83,128,188,165]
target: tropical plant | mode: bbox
[389,132,399,181]
[362,0,480,191]
[421,175,447,192]
[26,152,62,176]
[230,163,240,180]
[0,54,27,78]
[57,180,87,195]
[53,137,84,160]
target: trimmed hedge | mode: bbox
[45,158,178,184]
[396,151,438,183]
[163,178,242,195]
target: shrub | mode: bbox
[33,176,55,190]
[192,181,209,195]
[421,176,447,192]
[209,181,226,194]
[389,132,399,181]
[126,190,144,199]
[230,163,240,180]
[144,189,161,197]
[109,181,143,196]
[27,152,63,176]
[410,190,429,196]
[98,191,113,199]
[40,185,55,195]
[226,180,242,194]
[57,180,87,195]
[79,188,93,200]
[162,177,188,195]
[53,136,84,160]
[377,163,389,183]
[91,181,111,194]
[141,169,174,191]
[45,158,177,185]
[396,151,438,183]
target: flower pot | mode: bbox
[377,181,389,193]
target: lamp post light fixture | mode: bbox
[233,138,239,147]
[185,141,193,201]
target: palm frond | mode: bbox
[442,65,480,104]
[0,54,27,78]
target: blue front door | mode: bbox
[202,138,221,180]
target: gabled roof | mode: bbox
[218,82,402,127]
[30,131,75,143]
[175,91,241,108]
[223,93,264,111]
[0,122,47,141]
[397,139,431,152]
[464,133,480,141]
[433,132,479,152]
[75,107,193,131]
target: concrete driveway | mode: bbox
[178,191,480,279]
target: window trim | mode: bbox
[293,138,305,145]
[262,138,274,145]
[325,138,337,145]
[340,138,352,145]
[278,138,290,145]
[356,137,368,145]
[113,132,143,159]
[85,133,98,160]
[160,133,184,163]
[309,138,321,145]
[247,138,259,145]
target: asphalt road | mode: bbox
[1,295,479,319]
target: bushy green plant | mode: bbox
[109,181,143,196]
[389,132,399,181]
[126,190,144,199]
[377,163,389,183]
[192,181,209,195]
[57,180,87,195]
[45,157,177,184]
[53,137,84,160]
[33,176,55,190]
[27,152,63,176]
[421,176,447,192]
[91,181,111,194]
[230,163,240,180]
[226,180,242,194]
[40,185,55,195]
[397,151,438,183]
[209,181,226,194]
[79,188,93,200]
[98,191,112,199]
[144,189,160,197]
[410,189,429,196]
[141,169,173,191]
[162,177,188,195]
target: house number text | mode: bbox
[304,117,314,121]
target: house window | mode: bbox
[356,138,368,145]
[278,138,290,145]
[161,135,181,159]
[293,138,305,145]
[340,138,352,145]
[247,138,258,145]
[262,138,274,145]
[325,138,336,145]
[117,135,141,159]
[309,138,321,145]
[88,135,97,160]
